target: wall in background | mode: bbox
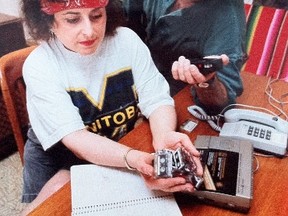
[0,0,32,40]
[0,0,21,17]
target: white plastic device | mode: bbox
[219,109,288,156]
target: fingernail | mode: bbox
[186,187,194,192]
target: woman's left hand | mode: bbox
[153,131,203,176]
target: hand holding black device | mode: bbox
[189,56,223,75]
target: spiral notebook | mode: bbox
[71,164,182,216]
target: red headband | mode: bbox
[41,0,109,15]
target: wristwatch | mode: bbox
[197,76,216,88]
[197,82,210,88]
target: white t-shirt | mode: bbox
[23,27,174,150]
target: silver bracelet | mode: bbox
[123,148,137,171]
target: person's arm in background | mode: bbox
[172,0,247,115]
[172,54,231,115]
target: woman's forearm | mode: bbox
[148,105,177,150]
[62,129,135,167]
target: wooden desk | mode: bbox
[29,72,288,216]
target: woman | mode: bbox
[20,0,203,215]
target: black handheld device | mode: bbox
[189,56,223,75]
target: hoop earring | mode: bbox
[50,30,55,38]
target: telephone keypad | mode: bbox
[247,126,271,140]
[220,120,288,156]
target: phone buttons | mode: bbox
[246,125,272,141]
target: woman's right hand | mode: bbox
[141,173,195,193]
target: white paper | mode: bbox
[71,164,183,216]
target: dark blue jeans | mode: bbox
[22,128,87,203]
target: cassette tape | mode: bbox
[154,147,204,189]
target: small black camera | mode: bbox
[189,56,223,75]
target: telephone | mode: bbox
[219,109,288,156]
[187,105,288,156]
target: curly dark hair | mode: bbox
[21,0,125,41]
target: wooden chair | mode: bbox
[0,46,37,164]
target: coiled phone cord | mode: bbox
[187,105,222,132]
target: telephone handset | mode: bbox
[220,109,288,156]
[223,108,288,134]
[187,105,288,156]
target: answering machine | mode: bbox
[188,135,254,213]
